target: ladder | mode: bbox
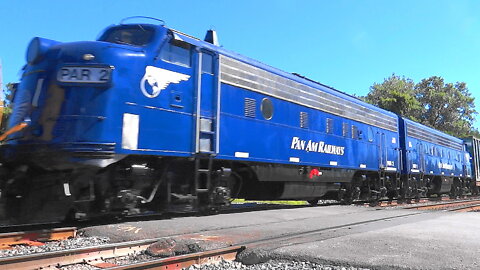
[193,157,213,207]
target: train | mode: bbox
[0,17,479,224]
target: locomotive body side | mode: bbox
[1,20,476,224]
[399,118,472,197]
[215,54,401,201]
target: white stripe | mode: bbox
[63,183,71,196]
[122,113,139,150]
[32,78,44,107]
[289,157,300,163]
[330,161,338,166]
[411,169,420,173]
[360,164,367,168]
[235,152,249,158]
[385,167,397,172]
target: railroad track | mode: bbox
[0,208,429,269]
[0,235,243,270]
[1,196,478,269]
[0,227,76,249]
[405,199,480,212]
[0,210,425,269]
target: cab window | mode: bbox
[202,53,214,74]
[160,39,191,67]
[99,25,155,47]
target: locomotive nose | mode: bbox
[56,40,145,64]
[9,40,147,144]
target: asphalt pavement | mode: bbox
[80,205,480,270]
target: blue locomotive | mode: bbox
[0,18,477,223]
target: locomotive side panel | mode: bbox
[400,118,469,196]
[217,55,400,175]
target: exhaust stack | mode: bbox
[204,29,219,46]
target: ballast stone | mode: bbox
[146,238,203,257]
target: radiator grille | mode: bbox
[300,112,309,128]
[244,98,256,118]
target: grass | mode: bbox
[231,199,308,205]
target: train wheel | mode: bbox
[449,179,461,199]
[340,182,360,205]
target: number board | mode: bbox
[57,66,112,85]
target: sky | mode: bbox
[1,0,479,129]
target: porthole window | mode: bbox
[261,98,273,120]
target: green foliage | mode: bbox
[365,74,477,138]
[365,74,421,121]
[415,77,476,137]
[2,83,15,115]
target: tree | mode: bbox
[415,76,476,137]
[0,82,15,131]
[3,82,15,113]
[365,74,477,138]
[365,74,421,121]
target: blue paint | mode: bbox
[2,21,473,186]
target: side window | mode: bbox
[161,39,191,67]
[201,53,214,74]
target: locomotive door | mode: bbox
[417,143,425,173]
[377,132,387,168]
[194,50,219,154]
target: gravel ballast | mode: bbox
[0,236,110,257]
[185,259,370,270]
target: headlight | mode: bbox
[26,37,60,65]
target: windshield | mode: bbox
[99,25,155,46]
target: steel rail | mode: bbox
[101,245,244,270]
[405,199,480,211]
[449,203,480,212]
[0,238,157,270]
[0,227,76,249]
[0,235,243,270]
